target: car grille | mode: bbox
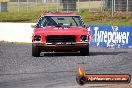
[46,35,76,43]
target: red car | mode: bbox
[32,13,91,57]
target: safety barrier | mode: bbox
[0,23,34,42]
[89,25,132,48]
[0,23,132,49]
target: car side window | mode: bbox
[36,17,46,28]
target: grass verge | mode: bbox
[0,10,132,26]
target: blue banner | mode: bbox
[89,25,132,48]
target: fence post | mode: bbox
[113,0,115,12]
[101,0,103,12]
[46,0,48,12]
[27,0,29,12]
[36,0,37,6]
[18,0,19,12]
[89,0,91,12]
[67,0,68,13]
[126,0,128,12]
[112,0,114,17]
[78,0,80,12]
[57,0,59,12]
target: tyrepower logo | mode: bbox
[76,66,131,85]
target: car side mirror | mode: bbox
[83,25,87,28]
[31,25,36,28]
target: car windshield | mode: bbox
[36,16,85,28]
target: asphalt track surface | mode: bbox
[0,42,132,88]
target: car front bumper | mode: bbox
[32,42,89,52]
[32,42,89,46]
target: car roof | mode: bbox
[41,13,80,17]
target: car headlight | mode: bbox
[80,35,87,42]
[34,35,41,41]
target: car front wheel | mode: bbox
[32,44,41,57]
[80,46,89,56]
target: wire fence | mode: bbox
[1,0,132,14]
[7,0,104,12]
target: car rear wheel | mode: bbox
[80,46,89,56]
[32,44,41,57]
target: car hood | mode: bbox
[34,26,88,35]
